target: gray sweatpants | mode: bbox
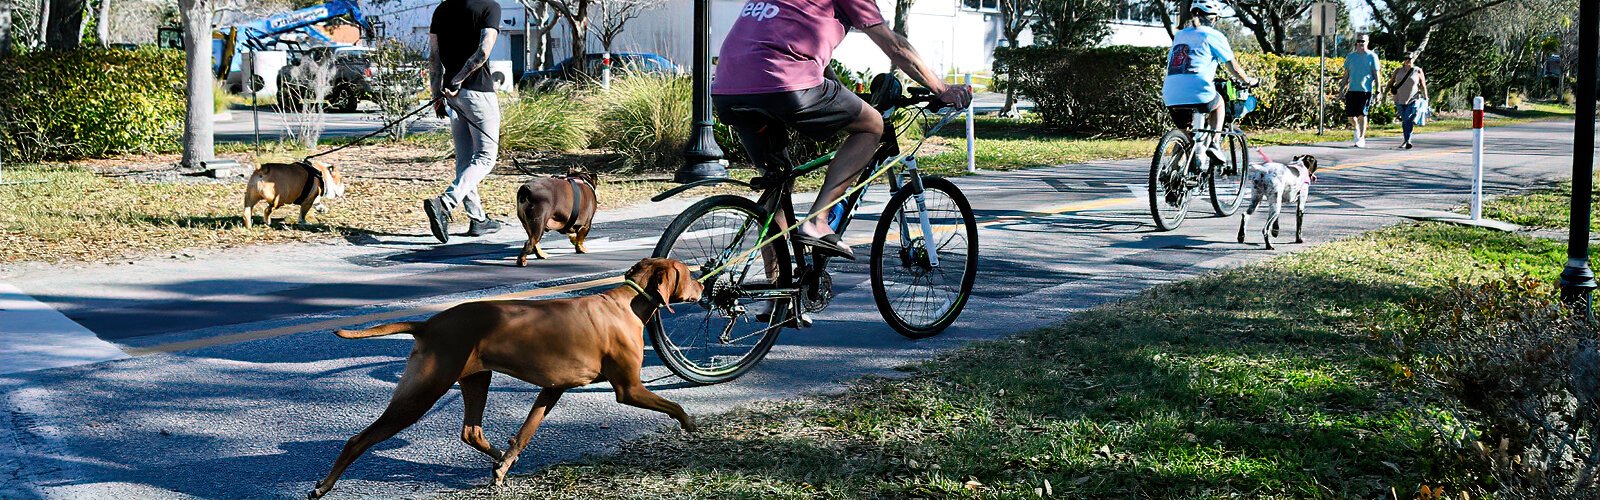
[443,89,500,222]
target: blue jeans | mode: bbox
[1399,102,1419,144]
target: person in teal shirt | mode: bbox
[1340,33,1382,148]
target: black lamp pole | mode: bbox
[675,0,727,183]
[1560,0,1599,319]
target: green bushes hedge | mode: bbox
[996,46,1401,137]
[0,47,186,162]
[501,90,597,153]
[503,74,847,171]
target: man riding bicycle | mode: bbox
[1162,0,1258,167]
[712,0,972,261]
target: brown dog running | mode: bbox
[307,258,702,499]
[243,160,346,228]
[515,170,598,266]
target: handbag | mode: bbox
[1388,67,1416,95]
[1416,98,1429,126]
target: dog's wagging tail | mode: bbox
[334,322,425,339]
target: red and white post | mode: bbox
[1471,96,1485,220]
[965,73,976,173]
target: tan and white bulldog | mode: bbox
[243,160,346,228]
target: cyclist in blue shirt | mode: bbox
[1162,0,1258,164]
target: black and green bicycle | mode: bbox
[645,76,979,385]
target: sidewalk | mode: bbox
[0,284,126,374]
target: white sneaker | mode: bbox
[1355,138,1366,148]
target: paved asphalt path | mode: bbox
[214,109,449,143]
[0,121,1580,499]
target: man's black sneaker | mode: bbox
[424,197,450,243]
[466,218,502,237]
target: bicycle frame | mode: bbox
[703,102,963,318]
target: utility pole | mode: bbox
[1560,0,1599,320]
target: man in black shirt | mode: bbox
[423,0,503,243]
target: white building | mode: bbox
[367,0,1173,83]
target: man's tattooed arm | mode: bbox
[449,28,498,88]
[428,35,445,97]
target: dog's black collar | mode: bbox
[294,161,324,206]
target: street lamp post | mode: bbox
[675,0,727,183]
[1560,0,1599,320]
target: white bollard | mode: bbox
[965,73,976,174]
[601,52,612,90]
[1472,96,1485,220]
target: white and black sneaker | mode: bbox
[424,197,451,243]
[466,218,502,237]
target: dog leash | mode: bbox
[622,279,674,313]
[303,96,443,162]
[1254,147,1272,164]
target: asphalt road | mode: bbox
[0,120,1579,499]
[213,108,449,143]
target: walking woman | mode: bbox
[1388,52,1429,149]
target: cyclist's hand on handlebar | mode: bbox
[1242,76,1261,88]
[935,84,973,110]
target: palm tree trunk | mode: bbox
[97,0,110,45]
[0,2,14,58]
[179,0,214,168]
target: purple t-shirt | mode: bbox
[712,0,886,95]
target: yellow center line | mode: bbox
[126,276,624,356]
[130,146,1458,355]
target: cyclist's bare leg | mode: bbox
[798,101,883,239]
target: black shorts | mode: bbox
[1166,95,1223,130]
[1345,91,1373,117]
[713,79,865,173]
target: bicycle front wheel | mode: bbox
[650,195,790,385]
[870,176,978,339]
[1210,131,1249,216]
[1149,130,1193,231]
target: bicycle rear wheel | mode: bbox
[870,176,978,339]
[649,195,790,385]
[1210,131,1249,216]
[1149,130,1194,231]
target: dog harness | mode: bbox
[294,161,325,206]
[1290,164,1316,185]
[560,176,592,233]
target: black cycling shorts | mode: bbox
[713,79,866,173]
[1166,95,1223,130]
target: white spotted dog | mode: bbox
[1237,154,1319,250]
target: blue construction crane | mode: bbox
[211,0,371,78]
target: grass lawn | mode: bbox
[443,188,1572,499]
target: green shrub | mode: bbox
[1381,278,1600,498]
[595,73,694,171]
[995,45,1169,136]
[996,46,1401,137]
[0,47,186,162]
[593,73,870,171]
[499,89,597,153]
[214,82,232,114]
